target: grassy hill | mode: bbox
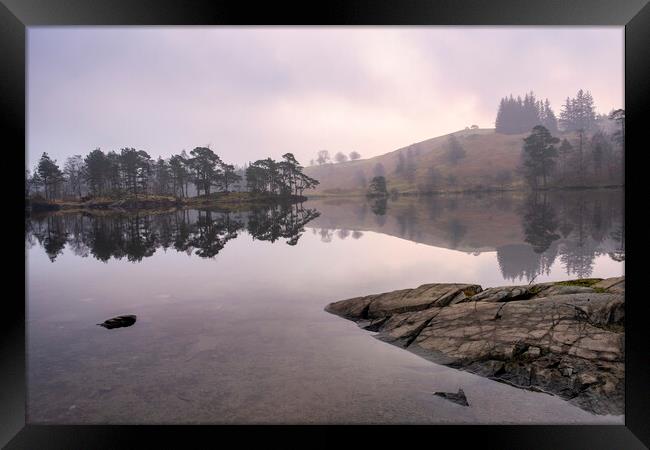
[303,128,619,196]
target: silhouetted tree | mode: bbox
[189,147,222,196]
[120,148,152,197]
[521,126,559,189]
[36,152,64,200]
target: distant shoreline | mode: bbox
[306,184,624,199]
[26,192,308,214]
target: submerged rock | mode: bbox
[433,388,469,407]
[97,315,137,329]
[325,277,625,415]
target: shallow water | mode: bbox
[26,190,624,424]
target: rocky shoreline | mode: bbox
[325,277,624,415]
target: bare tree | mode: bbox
[316,150,330,165]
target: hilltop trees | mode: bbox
[540,99,558,133]
[349,151,361,161]
[559,89,596,132]
[314,149,361,164]
[495,92,558,134]
[316,150,331,165]
[521,126,560,189]
[334,152,349,164]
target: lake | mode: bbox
[26,189,624,424]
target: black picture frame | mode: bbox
[2,0,648,448]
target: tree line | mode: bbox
[495,92,559,134]
[521,108,624,189]
[26,146,318,201]
[245,153,319,197]
[310,150,362,166]
[495,89,618,136]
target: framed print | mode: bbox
[2,0,648,447]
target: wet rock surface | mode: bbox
[325,277,624,415]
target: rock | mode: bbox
[325,278,625,415]
[523,346,541,359]
[531,284,599,297]
[593,276,625,294]
[325,294,376,320]
[562,367,574,377]
[433,388,469,406]
[97,314,137,329]
[325,283,482,320]
[452,281,604,305]
[457,285,532,303]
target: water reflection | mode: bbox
[26,203,321,262]
[309,189,624,282]
[27,190,623,282]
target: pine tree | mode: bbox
[521,126,560,189]
[36,152,64,200]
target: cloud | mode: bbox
[27,26,623,167]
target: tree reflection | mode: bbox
[27,203,320,262]
[369,197,387,216]
[499,190,623,282]
[522,193,560,254]
[248,203,320,246]
[30,215,69,262]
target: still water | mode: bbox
[26,190,624,424]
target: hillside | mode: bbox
[303,128,620,196]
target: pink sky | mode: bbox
[28,27,623,167]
